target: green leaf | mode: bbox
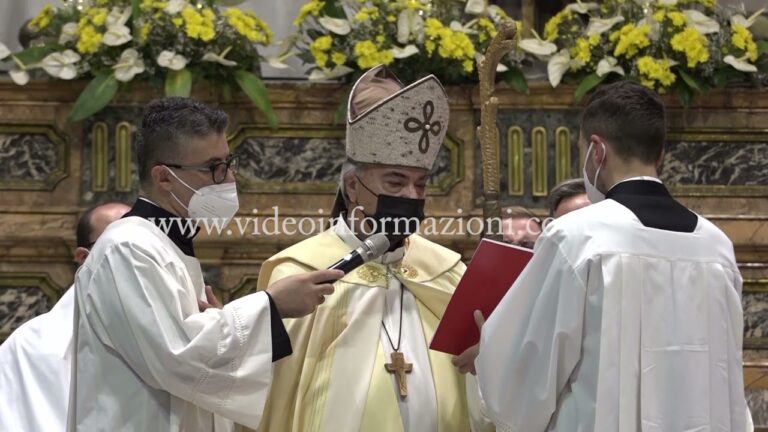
[677,69,703,93]
[234,70,278,129]
[574,73,606,102]
[321,1,346,19]
[131,0,141,35]
[68,74,119,122]
[501,67,529,94]
[758,41,768,56]
[677,82,693,106]
[164,69,192,97]
[14,45,61,65]
[333,86,352,125]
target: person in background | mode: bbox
[548,178,590,218]
[0,202,130,432]
[501,206,541,249]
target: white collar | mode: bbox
[611,176,662,188]
[333,217,406,265]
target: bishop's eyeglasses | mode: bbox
[163,155,240,184]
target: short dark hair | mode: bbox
[501,206,541,228]
[137,97,229,188]
[76,202,124,248]
[580,80,666,164]
[548,178,586,217]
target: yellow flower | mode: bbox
[425,40,436,55]
[477,18,497,43]
[224,8,272,44]
[637,56,676,91]
[425,18,443,38]
[76,24,103,54]
[571,37,592,63]
[668,12,687,27]
[28,4,54,31]
[354,40,393,69]
[89,8,108,26]
[386,14,397,23]
[331,51,347,66]
[462,59,474,73]
[610,24,651,59]
[653,10,666,22]
[588,33,600,46]
[172,17,183,27]
[355,7,380,22]
[182,7,215,41]
[732,24,758,61]
[376,34,386,44]
[139,22,152,41]
[437,30,475,62]
[311,35,333,51]
[294,0,323,26]
[670,27,709,67]
[544,9,572,42]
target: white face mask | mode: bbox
[167,168,239,223]
[583,141,606,204]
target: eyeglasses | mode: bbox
[163,155,239,184]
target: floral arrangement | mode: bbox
[290,0,529,89]
[0,0,277,125]
[524,0,768,102]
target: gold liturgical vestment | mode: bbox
[248,226,474,432]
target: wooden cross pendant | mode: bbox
[385,352,413,398]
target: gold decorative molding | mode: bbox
[744,279,768,293]
[507,126,524,196]
[228,124,463,195]
[555,126,572,184]
[531,126,548,197]
[0,124,69,191]
[0,272,63,340]
[666,129,768,197]
[91,122,108,192]
[115,121,133,192]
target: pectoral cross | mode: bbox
[385,351,413,398]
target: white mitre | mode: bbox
[345,64,450,170]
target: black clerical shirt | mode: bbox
[123,198,292,361]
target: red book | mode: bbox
[430,238,534,356]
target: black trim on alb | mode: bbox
[606,180,698,233]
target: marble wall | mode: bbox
[0,286,49,340]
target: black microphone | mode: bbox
[327,233,391,275]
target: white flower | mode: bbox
[486,5,504,21]
[724,55,757,72]
[596,56,625,77]
[731,8,766,29]
[59,22,79,44]
[113,48,145,82]
[106,7,131,27]
[41,50,81,80]
[392,44,420,59]
[586,16,625,35]
[518,37,557,56]
[683,9,720,34]
[157,50,188,70]
[202,48,238,67]
[465,0,487,15]
[450,20,479,34]
[165,0,187,15]
[0,42,9,60]
[309,65,354,81]
[567,1,599,14]
[10,68,30,85]
[265,55,292,69]
[496,63,508,72]
[102,24,132,46]
[397,9,424,45]
[548,49,581,87]
[318,16,351,35]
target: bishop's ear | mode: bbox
[344,174,359,204]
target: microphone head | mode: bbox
[360,234,391,262]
